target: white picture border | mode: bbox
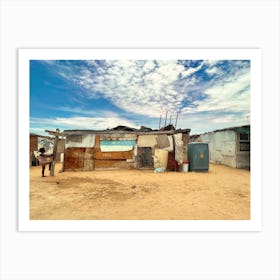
[19,48,262,232]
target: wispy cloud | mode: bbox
[30,115,138,131]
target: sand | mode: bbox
[29,163,250,220]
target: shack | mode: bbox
[198,125,250,169]
[61,126,191,171]
[29,133,65,166]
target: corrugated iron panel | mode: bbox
[64,148,85,170]
[64,147,94,171]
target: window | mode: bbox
[239,133,250,151]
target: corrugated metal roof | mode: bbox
[199,125,250,135]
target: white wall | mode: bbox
[201,130,237,168]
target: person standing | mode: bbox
[38,147,53,177]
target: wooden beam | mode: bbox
[45,129,65,137]
[49,129,60,176]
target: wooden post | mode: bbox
[50,128,60,176]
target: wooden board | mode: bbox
[94,150,134,160]
[95,135,100,148]
[95,159,134,169]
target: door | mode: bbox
[137,147,153,169]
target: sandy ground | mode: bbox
[30,163,250,220]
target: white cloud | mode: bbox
[41,60,250,133]
[51,60,201,118]
[181,66,250,115]
[181,63,203,78]
[30,115,138,131]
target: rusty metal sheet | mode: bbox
[64,148,87,171]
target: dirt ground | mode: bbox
[29,163,250,220]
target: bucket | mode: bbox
[182,160,189,172]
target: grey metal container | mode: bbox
[187,143,209,171]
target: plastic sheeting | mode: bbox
[174,133,184,164]
[65,134,95,148]
[156,135,170,148]
[137,135,157,147]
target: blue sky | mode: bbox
[30,59,250,135]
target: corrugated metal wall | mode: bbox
[201,130,237,168]
[200,130,250,169]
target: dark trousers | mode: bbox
[42,162,52,176]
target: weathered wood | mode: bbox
[50,129,60,176]
[95,159,134,169]
[45,129,65,136]
[94,150,134,160]
[94,135,100,148]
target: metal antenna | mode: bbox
[159,114,162,130]
[164,111,168,127]
[175,111,179,129]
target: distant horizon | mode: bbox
[30,59,250,136]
